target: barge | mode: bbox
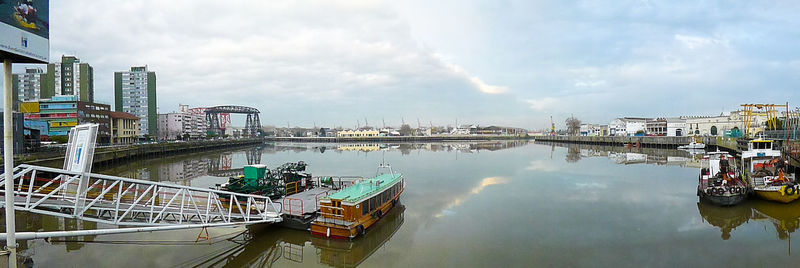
[311,164,405,239]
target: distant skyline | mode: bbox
[2,0,799,129]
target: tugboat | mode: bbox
[697,151,747,206]
[742,138,798,203]
[311,163,404,239]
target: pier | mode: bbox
[0,164,283,240]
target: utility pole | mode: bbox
[4,58,19,268]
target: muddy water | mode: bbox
[3,141,800,267]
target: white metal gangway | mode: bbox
[0,164,282,239]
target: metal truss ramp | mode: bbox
[0,165,282,231]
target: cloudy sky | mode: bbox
[5,0,800,129]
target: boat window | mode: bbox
[362,201,368,215]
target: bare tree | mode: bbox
[399,124,413,136]
[566,116,581,136]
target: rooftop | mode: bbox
[325,173,402,203]
[109,111,139,120]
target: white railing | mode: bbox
[0,164,282,227]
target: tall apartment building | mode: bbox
[42,55,95,102]
[12,68,45,104]
[115,66,157,138]
[11,56,95,106]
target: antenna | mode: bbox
[382,118,386,129]
[365,117,369,128]
[417,118,421,129]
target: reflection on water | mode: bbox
[9,141,800,266]
[271,140,530,155]
[538,141,701,167]
[435,177,508,218]
[177,205,405,268]
[698,200,800,245]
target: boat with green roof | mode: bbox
[311,163,405,239]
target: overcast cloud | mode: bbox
[4,0,800,129]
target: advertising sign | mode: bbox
[64,124,98,173]
[0,0,48,63]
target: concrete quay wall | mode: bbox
[266,135,529,143]
[8,139,264,168]
[534,136,692,148]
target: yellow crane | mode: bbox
[550,116,556,136]
[741,103,788,137]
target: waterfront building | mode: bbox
[665,118,686,136]
[645,118,667,136]
[609,117,649,136]
[680,111,761,136]
[12,67,45,106]
[337,129,380,137]
[115,66,157,138]
[450,125,477,135]
[157,111,207,140]
[109,111,140,144]
[580,124,606,136]
[42,55,95,102]
[21,96,111,143]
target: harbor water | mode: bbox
[3,141,800,267]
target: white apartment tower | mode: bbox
[115,66,157,138]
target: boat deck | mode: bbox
[277,187,335,217]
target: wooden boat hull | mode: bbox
[754,189,800,203]
[311,194,401,239]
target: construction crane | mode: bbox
[550,116,556,136]
[741,103,788,137]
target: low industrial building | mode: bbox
[665,118,686,136]
[609,117,649,136]
[337,130,380,137]
[580,124,607,136]
[645,118,667,136]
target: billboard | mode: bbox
[0,0,48,63]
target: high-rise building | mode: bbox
[41,55,95,102]
[12,68,45,103]
[115,66,157,138]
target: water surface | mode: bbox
[4,141,800,267]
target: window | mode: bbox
[361,201,368,215]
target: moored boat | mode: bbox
[679,141,706,149]
[311,163,404,239]
[742,138,798,203]
[697,151,747,206]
